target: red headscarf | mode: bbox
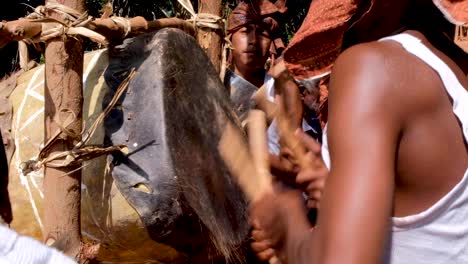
[433,0,468,25]
[281,0,365,126]
[283,0,363,81]
[283,0,467,82]
[227,0,287,57]
[282,0,467,126]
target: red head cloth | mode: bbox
[281,0,368,127]
[283,0,466,126]
[227,0,288,56]
[433,0,468,25]
[282,0,363,82]
[284,0,467,81]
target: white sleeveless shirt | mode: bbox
[321,33,468,263]
[0,224,75,263]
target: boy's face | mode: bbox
[231,24,272,72]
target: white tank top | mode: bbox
[0,224,75,263]
[321,33,468,263]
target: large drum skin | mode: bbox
[6,28,251,263]
[8,48,185,263]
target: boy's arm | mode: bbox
[272,62,304,129]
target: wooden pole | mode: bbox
[0,17,195,49]
[43,0,85,260]
[197,0,223,73]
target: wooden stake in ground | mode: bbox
[197,0,223,73]
[43,0,86,260]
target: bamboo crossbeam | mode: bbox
[88,17,196,40]
[0,16,195,49]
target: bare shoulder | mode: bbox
[329,39,443,120]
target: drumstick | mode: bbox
[251,89,307,170]
[247,110,273,199]
[247,110,281,264]
[251,85,277,125]
[218,121,259,201]
[218,113,281,264]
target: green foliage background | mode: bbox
[0,0,311,77]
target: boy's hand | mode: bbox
[270,150,299,186]
[294,130,328,209]
[250,189,306,261]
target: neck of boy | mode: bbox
[234,66,266,88]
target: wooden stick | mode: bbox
[197,0,223,73]
[218,112,275,201]
[0,16,195,49]
[247,111,281,264]
[89,17,196,40]
[218,122,259,201]
[247,110,272,199]
[43,0,85,261]
[218,118,283,263]
[219,114,284,264]
[250,72,312,170]
[251,85,277,125]
[0,19,42,48]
